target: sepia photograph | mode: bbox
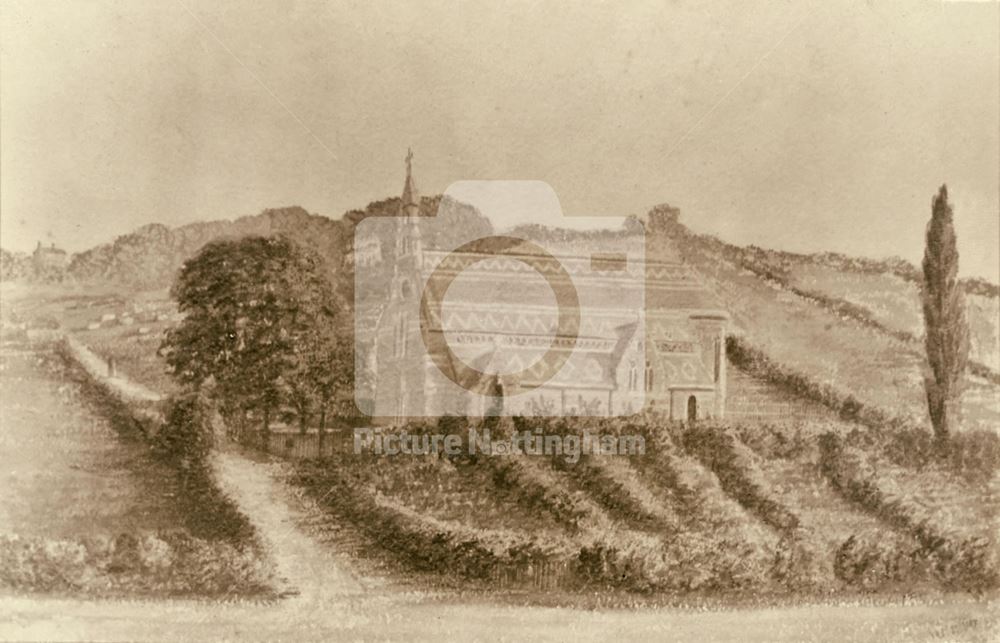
[0,1,998,641]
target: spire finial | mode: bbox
[406,147,413,174]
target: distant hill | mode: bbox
[3,195,493,294]
[65,206,346,291]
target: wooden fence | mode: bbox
[489,558,575,592]
[233,426,357,459]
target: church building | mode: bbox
[358,153,728,422]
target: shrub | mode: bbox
[292,461,572,583]
[833,534,927,591]
[483,456,603,533]
[819,433,999,593]
[152,391,215,468]
[681,424,800,534]
[879,427,1000,483]
[0,532,275,598]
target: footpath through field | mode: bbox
[210,448,366,603]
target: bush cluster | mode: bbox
[819,433,998,593]
[483,456,602,533]
[681,425,800,533]
[876,426,1000,483]
[0,532,275,598]
[293,462,571,583]
[727,336,1000,480]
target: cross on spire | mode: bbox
[401,147,420,215]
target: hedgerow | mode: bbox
[292,460,573,583]
[819,433,999,593]
[0,532,275,598]
[681,424,800,534]
[483,456,607,533]
[727,335,1000,480]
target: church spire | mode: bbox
[400,147,420,217]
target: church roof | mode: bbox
[415,247,725,391]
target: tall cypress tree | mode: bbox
[921,185,970,441]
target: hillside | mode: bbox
[647,210,999,434]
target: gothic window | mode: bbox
[644,360,654,392]
[628,361,638,392]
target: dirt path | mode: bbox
[210,448,366,604]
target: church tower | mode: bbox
[376,149,427,423]
[396,147,423,259]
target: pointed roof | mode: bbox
[401,148,419,212]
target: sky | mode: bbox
[1,0,998,280]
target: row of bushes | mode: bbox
[819,433,998,593]
[726,335,905,430]
[292,460,574,584]
[645,429,828,591]
[681,425,800,534]
[549,455,681,535]
[483,456,607,533]
[686,225,999,300]
[726,335,1000,480]
[0,532,274,598]
[467,448,755,593]
[733,422,821,461]
[301,434,805,594]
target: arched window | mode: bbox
[628,361,638,392]
[644,360,654,392]
[687,395,698,422]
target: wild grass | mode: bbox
[0,342,276,599]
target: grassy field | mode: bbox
[1,283,179,395]
[0,339,275,599]
[0,347,183,537]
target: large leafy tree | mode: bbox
[921,185,970,442]
[162,236,347,439]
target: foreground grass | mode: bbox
[0,341,276,599]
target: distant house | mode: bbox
[32,241,68,272]
[359,153,728,422]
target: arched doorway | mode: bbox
[687,395,698,422]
